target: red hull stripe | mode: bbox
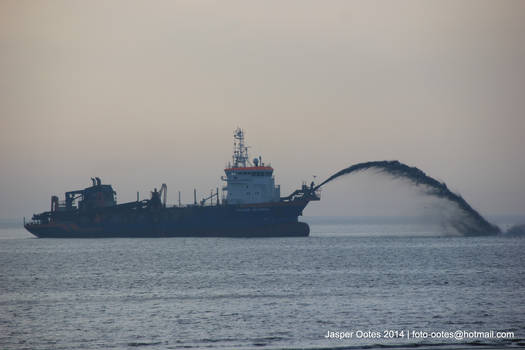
[224,166,273,171]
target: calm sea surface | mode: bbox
[1,219,524,350]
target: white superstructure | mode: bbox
[222,128,281,204]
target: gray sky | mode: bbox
[1,0,524,219]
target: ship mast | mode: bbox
[232,128,250,167]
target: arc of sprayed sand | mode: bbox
[314,160,500,235]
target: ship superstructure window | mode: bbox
[222,128,281,204]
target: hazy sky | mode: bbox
[1,0,524,220]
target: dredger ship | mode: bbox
[25,128,320,238]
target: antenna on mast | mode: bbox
[232,128,250,167]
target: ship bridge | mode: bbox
[222,129,280,204]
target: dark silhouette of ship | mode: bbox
[25,129,320,238]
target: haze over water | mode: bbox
[1,1,525,220]
[1,1,525,349]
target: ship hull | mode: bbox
[25,222,309,238]
[25,201,310,238]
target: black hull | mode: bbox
[25,201,312,238]
[25,222,309,238]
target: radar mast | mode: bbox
[232,128,250,167]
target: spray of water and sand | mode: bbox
[314,160,501,236]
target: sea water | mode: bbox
[1,218,524,350]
